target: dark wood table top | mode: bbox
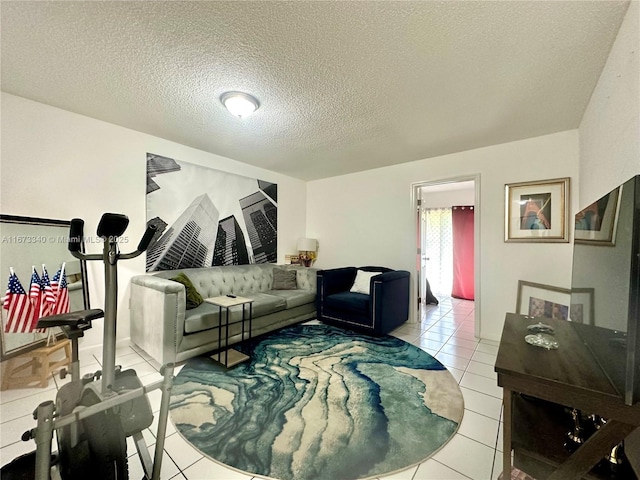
[495,313,640,423]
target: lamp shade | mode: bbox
[297,238,317,252]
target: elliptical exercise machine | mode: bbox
[2,214,174,480]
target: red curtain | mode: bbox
[451,206,474,300]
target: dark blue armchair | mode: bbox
[316,266,410,336]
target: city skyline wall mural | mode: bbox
[146,153,278,272]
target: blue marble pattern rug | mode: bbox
[169,324,464,480]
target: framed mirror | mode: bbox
[0,214,90,360]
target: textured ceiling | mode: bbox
[1,1,630,180]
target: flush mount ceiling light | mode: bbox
[220,91,259,118]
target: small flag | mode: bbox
[3,271,35,333]
[51,266,69,315]
[41,265,55,318]
[28,269,44,332]
[29,269,41,306]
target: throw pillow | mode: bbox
[349,270,379,295]
[169,273,204,310]
[272,268,298,290]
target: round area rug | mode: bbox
[169,324,464,480]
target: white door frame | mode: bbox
[410,174,481,338]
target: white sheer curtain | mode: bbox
[423,208,453,295]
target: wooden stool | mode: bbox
[1,339,71,390]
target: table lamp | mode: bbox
[297,238,318,267]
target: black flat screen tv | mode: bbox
[570,175,640,405]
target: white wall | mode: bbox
[579,0,640,205]
[421,185,475,209]
[0,93,308,348]
[307,130,579,341]
[575,1,639,336]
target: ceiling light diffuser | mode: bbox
[220,91,259,118]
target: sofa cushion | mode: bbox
[325,291,370,316]
[184,292,287,334]
[266,289,316,309]
[272,268,297,290]
[169,273,203,309]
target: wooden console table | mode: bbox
[495,313,640,479]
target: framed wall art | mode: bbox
[516,280,570,321]
[569,287,595,325]
[575,185,622,246]
[505,177,570,243]
[145,153,278,271]
[284,254,300,265]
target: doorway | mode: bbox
[412,175,480,336]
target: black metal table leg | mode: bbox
[224,306,230,366]
[217,305,222,363]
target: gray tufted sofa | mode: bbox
[129,264,318,365]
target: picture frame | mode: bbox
[575,185,622,246]
[285,254,301,265]
[505,177,570,243]
[569,287,595,325]
[516,280,570,321]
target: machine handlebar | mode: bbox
[68,214,155,260]
[137,224,157,253]
[69,219,85,253]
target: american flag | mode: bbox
[28,269,44,332]
[41,266,55,318]
[3,271,35,333]
[51,266,69,315]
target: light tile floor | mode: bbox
[0,296,504,480]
